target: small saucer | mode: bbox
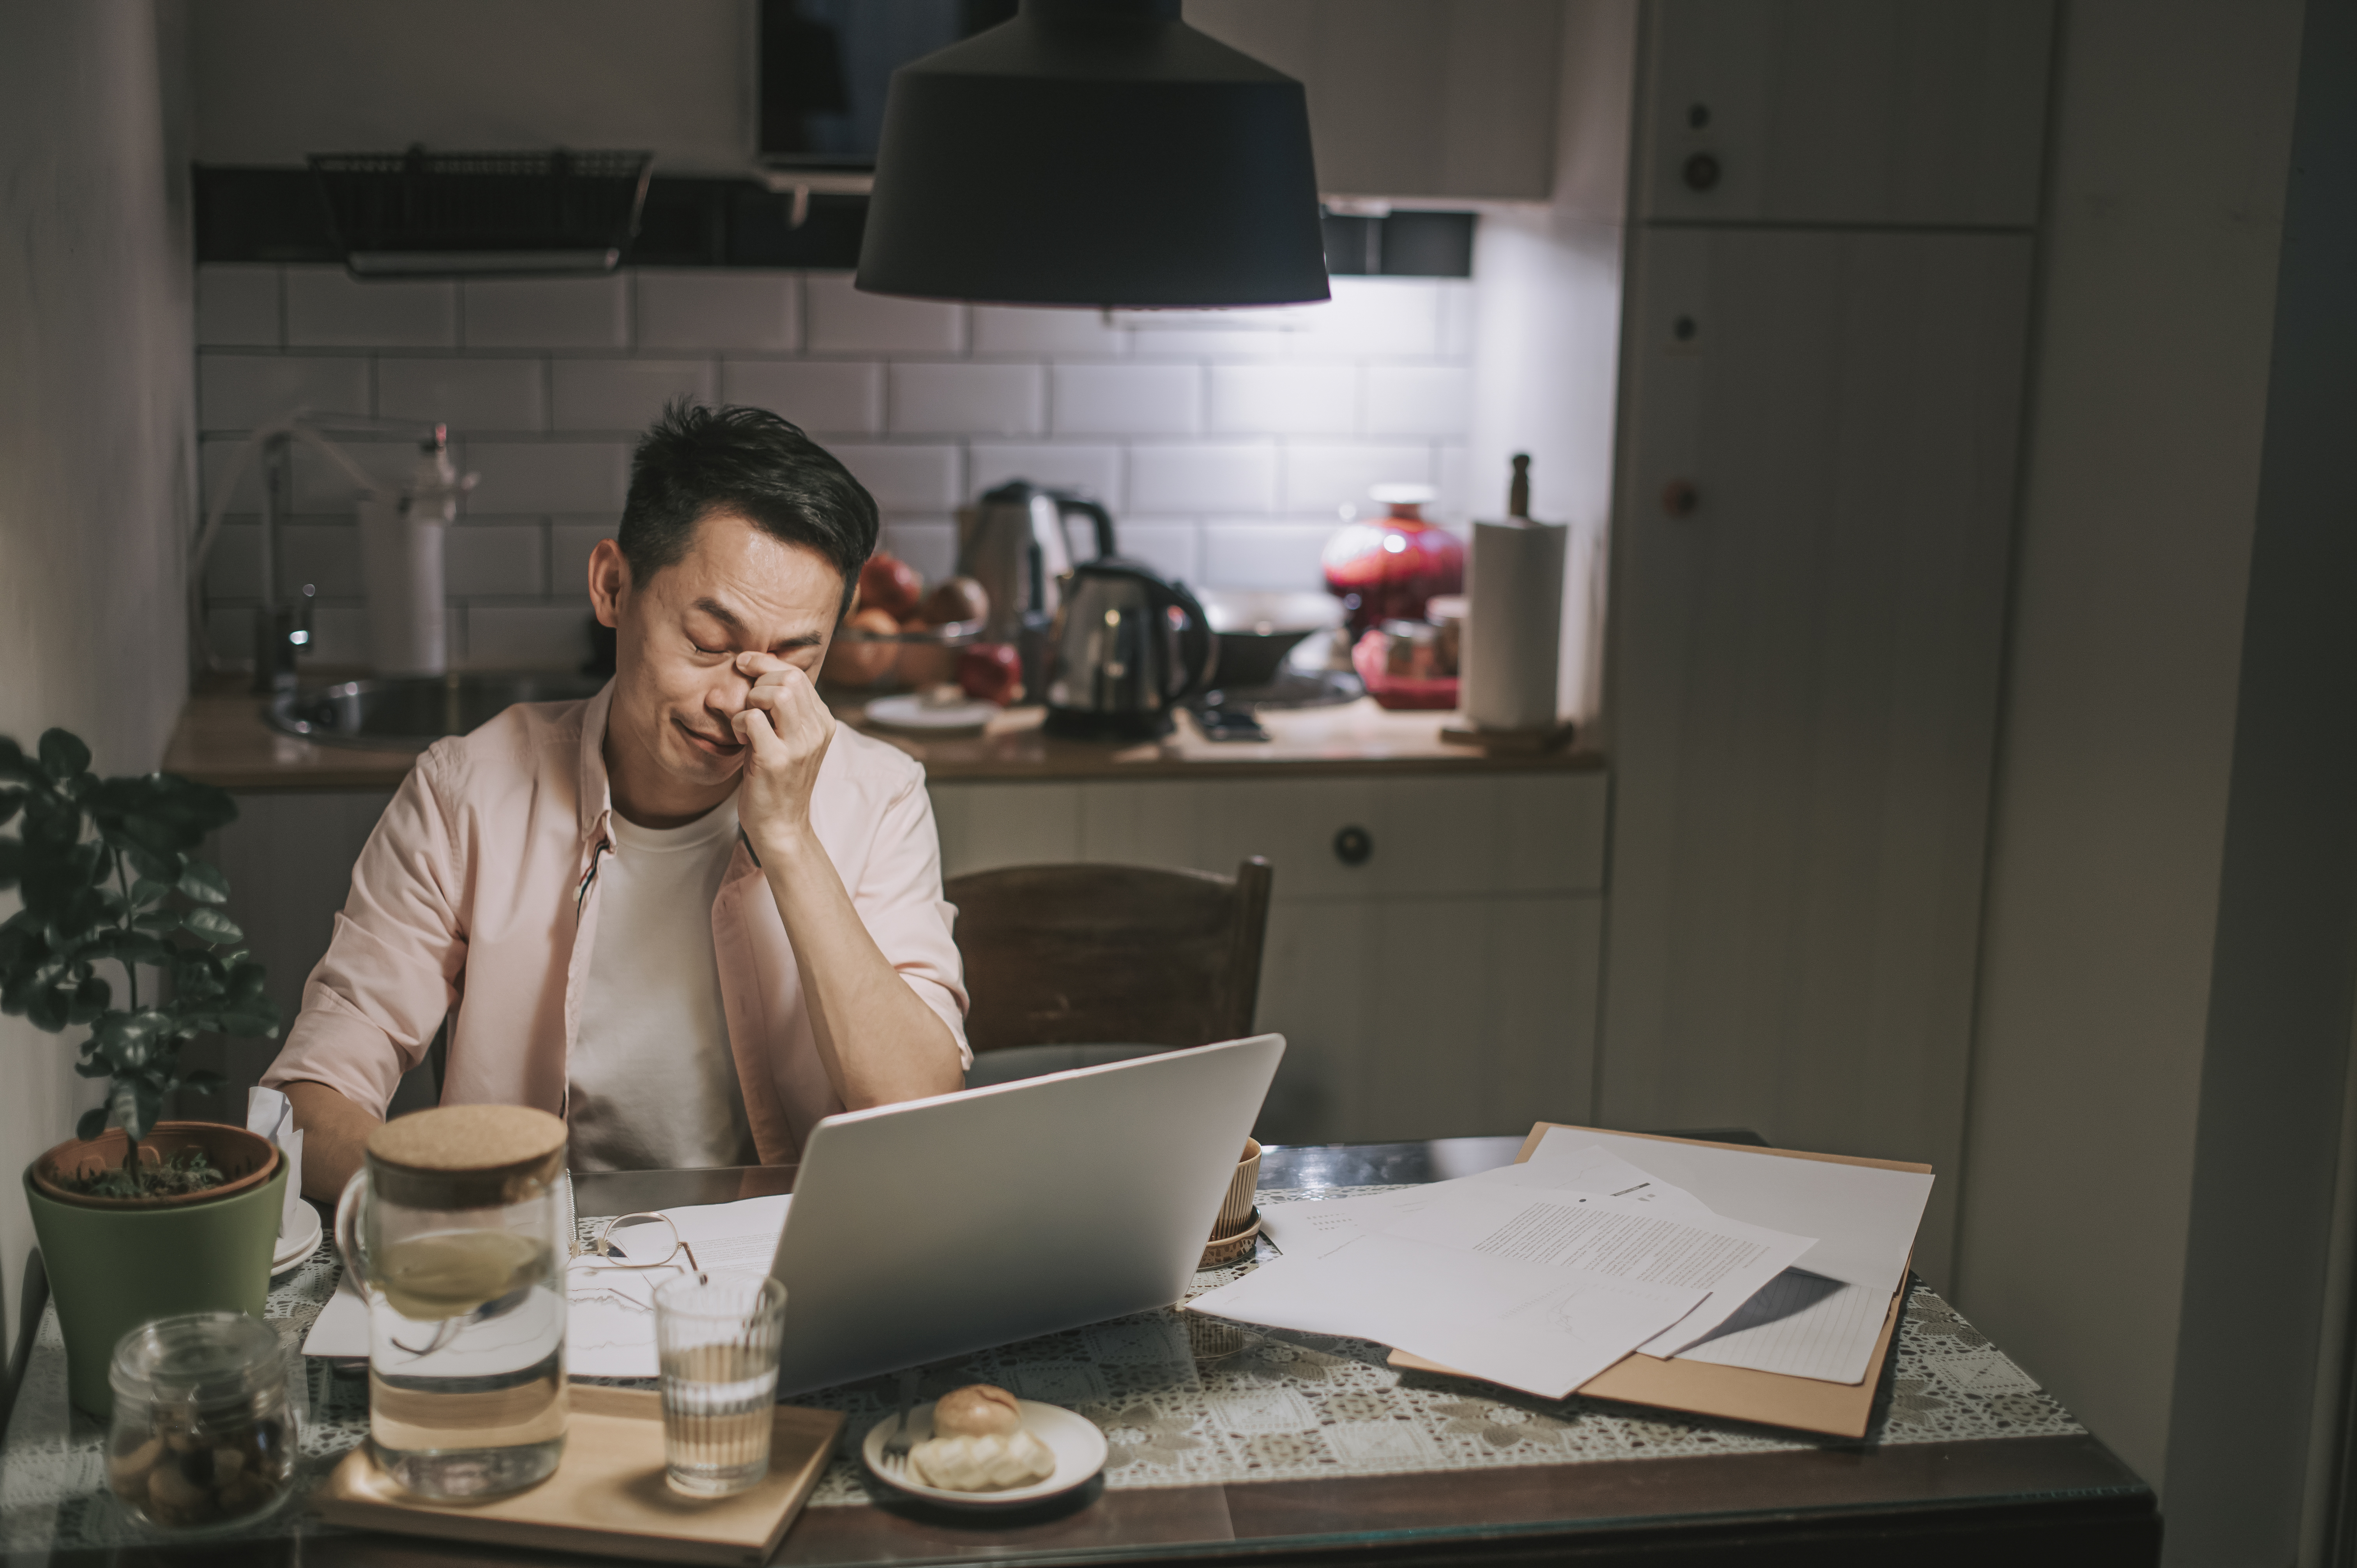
[271,1202,323,1275]
[861,1398,1107,1509]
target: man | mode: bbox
[266,404,968,1199]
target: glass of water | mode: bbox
[653,1273,787,1496]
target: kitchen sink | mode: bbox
[267,673,607,750]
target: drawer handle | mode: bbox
[1683,152,1721,191]
[1333,825,1374,867]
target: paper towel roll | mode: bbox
[358,497,447,676]
[1463,518,1567,731]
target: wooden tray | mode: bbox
[317,1386,843,1566]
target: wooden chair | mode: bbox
[945,858,1274,1087]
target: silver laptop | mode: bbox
[767,1033,1284,1394]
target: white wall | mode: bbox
[1954,0,2307,1515]
[190,0,756,175]
[0,0,196,1348]
[1465,0,1634,725]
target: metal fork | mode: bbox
[878,1367,922,1470]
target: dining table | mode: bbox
[0,1135,2159,1566]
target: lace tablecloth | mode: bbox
[0,1187,2080,1553]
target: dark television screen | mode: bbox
[759,0,1017,169]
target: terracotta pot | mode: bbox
[31,1121,279,1208]
[25,1121,286,1415]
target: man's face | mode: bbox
[589,511,845,797]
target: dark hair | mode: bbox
[616,401,877,612]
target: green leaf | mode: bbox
[123,842,183,885]
[109,1079,157,1146]
[72,1054,112,1079]
[0,839,19,891]
[182,1069,227,1097]
[128,877,171,909]
[75,1105,108,1141]
[181,907,243,945]
[25,983,70,1032]
[177,861,230,905]
[69,975,110,1023]
[83,931,175,970]
[37,729,90,784]
[133,908,182,934]
[0,793,18,829]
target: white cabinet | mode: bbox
[1183,0,1565,201]
[931,771,1610,1145]
[1637,0,2055,226]
[1601,225,2035,1285]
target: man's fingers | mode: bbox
[731,705,787,759]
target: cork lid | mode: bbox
[367,1105,567,1209]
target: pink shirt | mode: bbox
[260,683,970,1164]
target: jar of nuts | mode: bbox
[107,1313,297,1533]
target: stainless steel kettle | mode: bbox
[1042,558,1219,739]
[958,481,1117,640]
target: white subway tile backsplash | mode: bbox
[1051,364,1199,436]
[1437,445,1476,518]
[972,305,1125,356]
[285,267,456,348]
[721,360,883,434]
[1436,281,1477,359]
[196,266,280,347]
[829,444,961,510]
[889,362,1044,436]
[466,442,630,514]
[1286,277,1441,359]
[551,358,715,431]
[463,604,593,670]
[1208,365,1357,437]
[548,521,617,598]
[878,519,959,584]
[201,521,366,601]
[1200,520,1334,590]
[376,357,546,431]
[1127,443,1276,514]
[446,524,548,597]
[1114,520,1201,584]
[198,353,369,431]
[1123,324,1291,360]
[1365,366,1472,437]
[1283,444,1434,515]
[463,276,630,349]
[637,270,798,351]
[968,443,1120,503]
[805,274,963,354]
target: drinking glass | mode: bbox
[654,1273,787,1496]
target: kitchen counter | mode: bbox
[163,680,1603,791]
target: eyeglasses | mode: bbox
[570,1211,702,1275]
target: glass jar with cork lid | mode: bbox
[333,1104,570,1500]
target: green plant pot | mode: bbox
[24,1157,288,1418]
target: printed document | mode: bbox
[1188,1231,1707,1398]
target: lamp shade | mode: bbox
[855,0,1329,309]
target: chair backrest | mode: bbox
[944,858,1274,1055]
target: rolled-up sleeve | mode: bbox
[260,745,468,1115]
[853,775,971,1068]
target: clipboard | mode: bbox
[1383,1123,1932,1439]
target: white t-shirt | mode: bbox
[566,795,759,1172]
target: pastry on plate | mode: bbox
[907,1384,1055,1492]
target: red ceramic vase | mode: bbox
[1321,490,1465,635]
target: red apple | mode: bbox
[957,642,1024,706]
[920,576,990,628]
[858,551,924,621]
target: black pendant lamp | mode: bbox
[855,0,1330,309]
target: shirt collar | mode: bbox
[576,679,619,852]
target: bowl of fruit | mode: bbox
[822,551,1023,708]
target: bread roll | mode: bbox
[908,1431,1056,1492]
[932,1384,1022,1438]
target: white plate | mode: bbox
[864,694,998,734]
[861,1398,1107,1509]
[271,1202,323,1275]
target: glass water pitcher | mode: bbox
[334,1104,570,1500]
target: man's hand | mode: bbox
[732,652,836,857]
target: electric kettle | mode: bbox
[1042,558,1220,738]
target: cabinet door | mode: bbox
[1638,0,2054,226]
[1184,0,1564,201]
[1603,227,2033,1285]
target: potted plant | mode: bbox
[0,728,286,1415]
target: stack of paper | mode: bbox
[1188,1130,1933,1398]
